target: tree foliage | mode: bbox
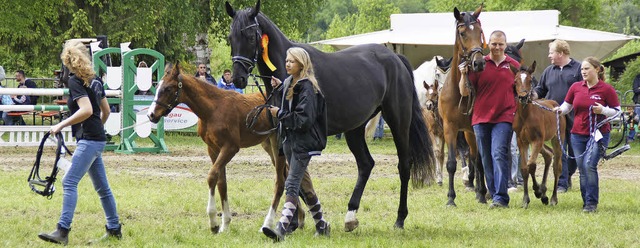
[209,0,324,42]
[0,0,211,77]
[325,0,400,40]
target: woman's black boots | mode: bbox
[38,224,70,245]
[87,225,122,245]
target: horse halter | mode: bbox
[28,132,72,199]
[231,17,262,76]
[516,72,533,104]
[456,19,486,69]
[153,76,183,114]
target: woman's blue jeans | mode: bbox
[473,122,513,205]
[571,132,610,207]
[282,141,311,197]
[58,140,120,230]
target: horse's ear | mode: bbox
[473,4,483,18]
[516,39,525,50]
[250,0,260,19]
[529,61,537,74]
[225,1,235,17]
[171,61,181,77]
[454,7,463,22]
[445,57,453,67]
[423,81,429,90]
[510,64,518,75]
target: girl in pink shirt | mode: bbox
[554,57,620,213]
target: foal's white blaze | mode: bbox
[520,73,527,84]
[147,80,163,119]
[261,207,277,231]
[207,191,219,231]
[345,210,357,223]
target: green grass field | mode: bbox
[1,133,639,247]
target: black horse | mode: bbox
[225,0,435,230]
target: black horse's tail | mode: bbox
[397,54,436,188]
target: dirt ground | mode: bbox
[3,145,639,182]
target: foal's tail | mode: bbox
[397,54,436,188]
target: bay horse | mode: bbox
[512,61,566,208]
[147,64,317,233]
[226,0,435,230]
[439,5,487,207]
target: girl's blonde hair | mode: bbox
[286,47,321,100]
[60,40,95,86]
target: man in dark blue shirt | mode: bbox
[194,63,215,85]
[16,70,38,104]
[533,40,582,193]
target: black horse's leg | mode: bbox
[343,127,374,232]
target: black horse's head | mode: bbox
[505,38,525,63]
[147,63,184,123]
[435,56,453,72]
[225,0,262,89]
[454,5,485,72]
[513,61,537,104]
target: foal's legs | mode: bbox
[260,137,285,231]
[538,145,553,205]
[518,139,531,209]
[550,139,563,206]
[206,145,239,234]
[521,142,543,198]
[343,126,374,232]
[432,133,445,187]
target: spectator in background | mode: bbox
[0,65,5,83]
[627,106,638,142]
[16,70,38,104]
[532,40,582,193]
[217,69,243,93]
[195,63,215,84]
[633,74,640,116]
[3,84,30,125]
[0,65,5,124]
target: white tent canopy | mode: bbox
[312,10,638,77]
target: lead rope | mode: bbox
[532,102,627,163]
[246,74,279,135]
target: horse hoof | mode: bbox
[465,186,475,192]
[446,200,457,207]
[393,222,404,229]
[211,226,220,234]
[522,203,529,209]
[541,196,549,205]
[534,191,543,199]
[550,200,558,206]
[344,220,359,232]
[476,194,487,204]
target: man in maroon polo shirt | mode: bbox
[461,30,520,209]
